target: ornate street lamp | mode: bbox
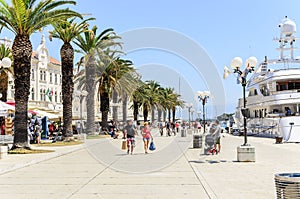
[74,90,88,134]
[0,57,12,71]
[230,56,257,146]
[185,103,193,129]
[197,91,210,134]
[0,57,12,101]
[224,56,257,162]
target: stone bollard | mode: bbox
[237,145,255,162]
[0,146,8,159]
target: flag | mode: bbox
[46,88,53,101]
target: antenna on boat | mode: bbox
[275,16,299,62]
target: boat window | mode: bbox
[277,81,300,91]
[288,82,300,90]
[248,89,258,96]
[260,85,270,96]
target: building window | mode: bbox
[31,88,34,100]
[31,69,35,80]
[55,74,57,84]
[50,73,52,83]
[43,89,46,101]
[55,91,58,102]
[43,71,46,81]
[40,89,43,101]
[40,70,43,80]
[11,89,14,99]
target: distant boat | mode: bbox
[235,16,300,142]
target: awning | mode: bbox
[33,109,62,120]
[0,100,15,111]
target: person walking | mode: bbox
[212,120,222,154]
[142,122,153,154]
[123,119,137,155]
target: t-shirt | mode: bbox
[212,125,222,140]
[124,125,136,138]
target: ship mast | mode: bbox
[274,16,299,64]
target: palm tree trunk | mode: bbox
[157,108,162,122]
[143,104,148,122]
[11,34,32,149]
[133,101,139,122]
[61,43,74,139]
[163,110,167,122]
[151,105,155,124]
[172,106,176,123]
[100,91,110,131]
[122,92,128,123]
[168,109,171,122]
[112,89,118,121]
[85,56,96,135]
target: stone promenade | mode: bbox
[0,129,299,198]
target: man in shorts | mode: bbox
[212,120,222,154]
[123,120,137,155]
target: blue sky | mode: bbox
[3,0,300,119]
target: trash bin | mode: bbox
[275,173,300,199]
[193,135,202,148]
[181,129,186,137]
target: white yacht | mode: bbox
[235,16,300,142]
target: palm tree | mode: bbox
[74,26,121,135]
[97,58,137,131]
[131,82,147,122]
[49,17,92,139]
[0,44,13,102]
[0,0,80,149]
[146,80,161,123]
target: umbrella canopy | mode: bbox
[0,100,15,111]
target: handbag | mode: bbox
[149,141,156,151]
[121,139,127,150]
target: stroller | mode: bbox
[204,134,217,155]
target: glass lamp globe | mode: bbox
[1,57,12,68]
[245,56,257,68]
[231,57,243,70]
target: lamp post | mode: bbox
[197,91,210,134]
[186,103,193,129]
[230,56,257,146]
[191,108,195,123]
[0,57,12,101]
[74,90,88,134]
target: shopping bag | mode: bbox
[149,141,156,151]
[121,140,127,150]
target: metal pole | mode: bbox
[188,107,191,129]
[80,96,83,134]
[203,101,206,134]
[242,79,247,145]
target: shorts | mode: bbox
[215,137,220,144]
[127,137,135,146]
[143,137,151,141]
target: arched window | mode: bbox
[40,70,43,80]
[55,74,57,84]
[40,89,43,101]
[50,73,52,83]
[43,89,46,101]
[43,71,46,81]
[55,91,58,102]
